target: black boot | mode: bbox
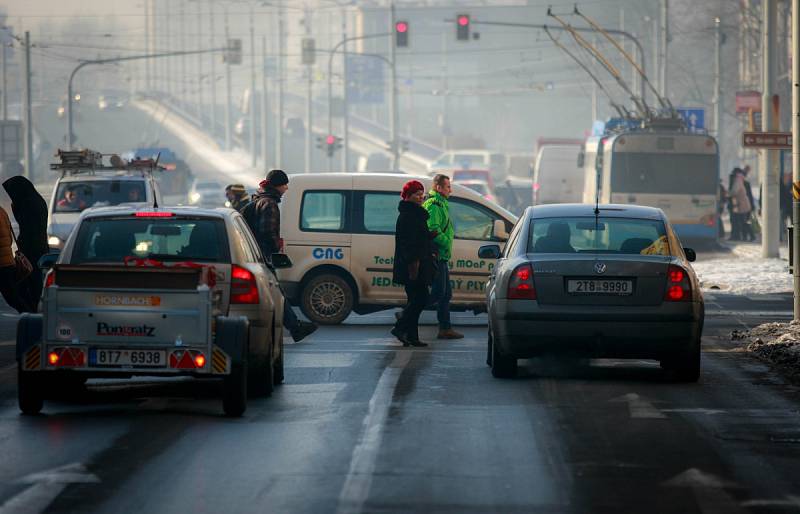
[291,321,318,342]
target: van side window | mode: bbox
[449,198,501,241]
[362,193,398,233]
[300,191,347,232]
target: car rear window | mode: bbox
[54,180,147,213]
[71,217,230,264]
[528,217,670,255]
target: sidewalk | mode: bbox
[693,241,791,295]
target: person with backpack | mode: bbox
[240,169,317,342]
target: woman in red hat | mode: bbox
[391,180,437,347]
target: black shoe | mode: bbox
[391,326,409,344]
[394,311,402,322]
[291,321,318,342]
[404,339,428,348]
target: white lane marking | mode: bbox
[742,496,800,508]
[336,350,412,514]
[0,341,16,347]
[609,393,667,419]
[660,408,727,416]
[0,363,16,374]
[707,310,792,317]
[0,462,99,514]
[663,468,746,514]
[288,353,358,368]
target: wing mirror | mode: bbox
[270,253,293,269]
[493,219,509,241]
[38,252,60,271]
[683,247,696,262]
[478,244,501,259]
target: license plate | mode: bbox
[567,279,633,295]
[90,349,166,367]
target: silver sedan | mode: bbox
[479,204,704,381]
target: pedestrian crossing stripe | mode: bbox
[24,345,41,370]
[793,181,800,200]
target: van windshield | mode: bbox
[54,181,147,213]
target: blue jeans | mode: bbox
[427,260,452,330]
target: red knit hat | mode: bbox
[401,180,425,199]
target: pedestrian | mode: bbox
[742,165,757,241]
[717,180,727,239]
[391,180,436,347]
[240,169,317,342]
[3,176,48,311]
[0,204,28,313]
[225,183,250,212]
[730,168,752,242]
[423,174,463,340]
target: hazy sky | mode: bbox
[3,0,138,24]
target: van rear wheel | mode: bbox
[301,274,353,325]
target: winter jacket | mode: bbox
[392,200,436,286]
[230,194,250,212]
[0,207,14,268]
[240,186,282,259]
[730,175,752,214]
[423,190,454,262]
[2,176,48,265]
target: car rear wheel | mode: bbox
[273,335,285,386]
[223,363,248,417]
[248,341,274,398]
[18,366,44,415]
[661,340,701,383]
[301,274,354,325]
[490,332,517,379]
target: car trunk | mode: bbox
[530,254,670,306]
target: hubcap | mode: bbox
[310,281,346,318]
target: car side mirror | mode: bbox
[478,244,501,259]
[38,252,60,271]
[683,247,696,262]
[493,219,509,241]
[270,253,293,269]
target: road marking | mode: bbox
[661,408,727,416]
[0,341,16,347]
[663,468,746,514]
[742,496,800,508]
[610,393,666,419]
[707,310,792,317]
[336,350,412,514]
[0,462,99,514]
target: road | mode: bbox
[0,283,795,513]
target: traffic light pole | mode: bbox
[792,0,800,319]
[389,3,399,172]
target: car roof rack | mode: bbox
[50,148,165,177]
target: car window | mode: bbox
[234,217,263,263]
[301,191,347,232]
[363,193,398,233]
[71,217,230,264]
[450,199,498,241]
[502,217,525,257]
[54,181,147,213]
[528,217,670,255]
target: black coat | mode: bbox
[392,200,435,286]
[2,176,48,264]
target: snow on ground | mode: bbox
[693,242,791,295]
[732,320,800,382]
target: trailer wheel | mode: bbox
[222,363,247,417]
[18,366,43,415]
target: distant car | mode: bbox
[429,150,506,178]
[284,117,305,138]
[189,180,223,207]
[452,169,495,192]
[98,93,127,111]
[533,144,584,205]
[495,177,532,216]
[454,179,496,203]
[480,203,703,381]
[505,152,534,178]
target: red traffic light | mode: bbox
[326,135,336,145]
[457,15,470,26]
[396,21,408,33]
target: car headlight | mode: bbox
[190,192,201,203]
[48,236,62,247]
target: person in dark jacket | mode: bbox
[391,180,436,347]
[0,205,27,312]
[225,183,250,211]
[3,176,48,311]
[241,169,317,342]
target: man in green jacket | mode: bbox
[423,174,463,339]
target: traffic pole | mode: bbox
[342,12,349,173]
[249,7,257,168]
[304,8,313,174]
[276,0,284,169]
[792,0,800,320]
[223,7,232,151]
[389,3,399,172]
[23,32,32,179]
[762,0,779,258]
[713,17,722,141]
[261,36,269,174]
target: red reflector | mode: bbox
[667,285,685,300]
[48,348,85,367]
[194,354,206,368]
[669,269,684,283]
[48,352,59,365]
[135,211,174,217]
[45,270,56,288]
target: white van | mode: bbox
[277,173,517,324]
[532,144,584,205]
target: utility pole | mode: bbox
[762,0,780,258]
[304,8,313,174]
[659,0,669,99]
[1,35,7,120]
[23,31,32,179]
[389,3,399,172]
[166,0,173,98]
[224,7,232,151]
[262,36,269,173]
[713,17,722,141]
[791,0,800,319]
[341,11,349,172]
[440,31,448,150]
[276,1,284,169]
[196,1,204,124]
[180,0,187,103]
[144,0,151,91]
[249,7,257,167]
[208,0,217,139]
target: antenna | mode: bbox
[547,8,648,118]
[573,6,669,112]
[543,25,627,119]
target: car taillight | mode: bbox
[508,263,536,300]
[231,265,259,304]
[665,264,691,302]
[45,269,56,288]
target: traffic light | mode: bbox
[456,14,470,41]
[324,135,342,157]
[395,21,409,48]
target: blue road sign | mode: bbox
[676,108,705,132]
[346,55,384,104]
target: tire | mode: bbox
[300,273,354,325]
[222,363,248,417]
[273,333,285,386]
[486,329,493,367]
[490,332,517,379]
[248,341,274,398]
[18,366,43,415]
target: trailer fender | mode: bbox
[215,316,249,366]
[16,314,43,366]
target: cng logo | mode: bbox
[312,247,344,260]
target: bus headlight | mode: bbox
[48,236,62,247]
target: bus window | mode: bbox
[611,153,717,195]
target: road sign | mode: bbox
[0,120,22,161]
[742,131,792,149]
[346,55,384,104]
[736,90,762,113]
[676,108,705,132]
